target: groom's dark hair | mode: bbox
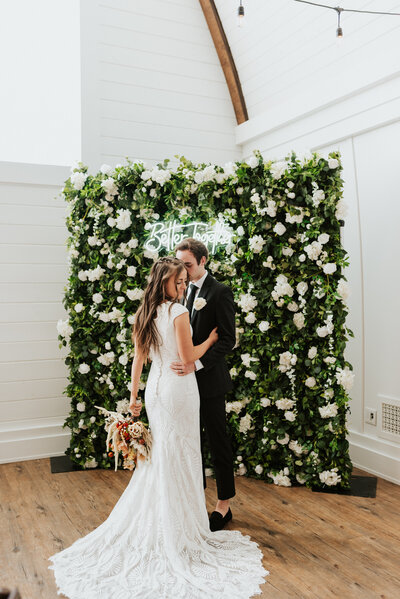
[174,237,209,265]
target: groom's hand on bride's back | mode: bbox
[170,361,196,376]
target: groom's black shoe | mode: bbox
[209,508,232,532]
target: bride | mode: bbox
[49,256,268,598]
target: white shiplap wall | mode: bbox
[81,0,240,170]
[0,163,70,462]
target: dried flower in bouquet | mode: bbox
[95,406,152,471]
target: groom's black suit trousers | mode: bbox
[200,393,236,501]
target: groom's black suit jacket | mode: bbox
[189,273,236,398]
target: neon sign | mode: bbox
[144,220,233,254]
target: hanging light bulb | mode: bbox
[335,7,343,38]
[237,0,245,27]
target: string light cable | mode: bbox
[293,1,400,37]
[236,1,400,36]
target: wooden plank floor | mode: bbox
[0,459,399,598]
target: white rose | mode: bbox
[305,376,316,388]
[273,222,286,236]
[248,155,259,168]
[74,303,84,313]
[337,279,350,302]
[308,346,318,359]
[56,319,73,339]
[328,158,339,169]
[323,263,337,275]
[285,410,296,422]
[277,433,290,445]
[127,265,137,277]
[205,468,214,477]
[318,233,330,245]
[84,458,98,469]
[76,401,86,412]
[245,370,257,380]
[296,282,308,296]
[299,254,306,262]
[78,363,90,374]
[193,297,207,311]
[126,288,145,302]
[258,321,270,332]
[293,312,305,329]
[260,397,271,407]
[237,225,245,236]
[107,217,116,227]
[92,293,103,304]
[244,312,256,324]
[255,464,263,475]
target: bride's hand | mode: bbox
[129,398,142,418]
[209,327,218,345]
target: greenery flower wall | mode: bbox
[57,151,354,489]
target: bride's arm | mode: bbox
[129,339,145,415]
[174,312,217,365]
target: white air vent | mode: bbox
[378,395,400,443]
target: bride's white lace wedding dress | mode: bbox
[49,301,268,598]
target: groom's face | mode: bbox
[176,249,205,282]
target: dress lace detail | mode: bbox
[49,301,269,598]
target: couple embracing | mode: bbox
[49,238,268,598]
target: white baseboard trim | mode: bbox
[0,430,70,464]
[348,429,400,485]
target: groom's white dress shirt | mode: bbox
[187,270,208,372]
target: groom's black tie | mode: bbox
[186,283,197,316]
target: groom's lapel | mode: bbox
[191,273,213,327]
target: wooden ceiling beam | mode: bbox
[198,0,248,125]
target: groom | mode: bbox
[172,238,236,532]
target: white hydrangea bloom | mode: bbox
[249,235,265,254]
[304,241,323,261]
[57,319,73,339]
[335,366,355,391]
[238,292,258,313]
[260,397,271,407]
[319,403,338,418]
[239,413,253,434]
[115,209,132,231]
[275,397,296,410]
[126,288,145,302]
[71,172,88,190]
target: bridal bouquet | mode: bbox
[95,406,152,472]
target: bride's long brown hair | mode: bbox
[132,256,187,359]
